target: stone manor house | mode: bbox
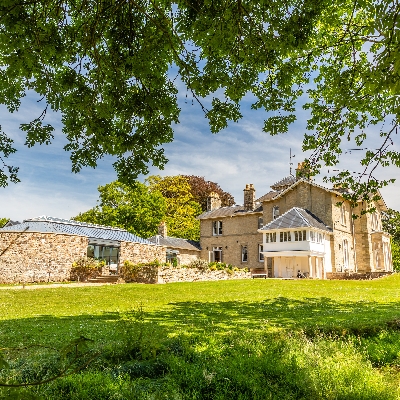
[198,166,393,279]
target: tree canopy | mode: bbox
[72,181,166,238]
[1,0,399,205]
[146,175,202,240]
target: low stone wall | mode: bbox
[327,271,393,280]
[119,242,165,266]
[158,266,251,283]
[0,231,88,283]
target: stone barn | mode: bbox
[0,216,165,283]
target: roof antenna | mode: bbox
[289,148,295,176]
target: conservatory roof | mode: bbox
[0,216,154,244]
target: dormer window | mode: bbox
[273,206,280,220]
[213,220,223,235]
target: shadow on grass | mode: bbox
[0,296,399,346]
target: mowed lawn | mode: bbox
[1,275,400,345]
[0,275,400,399]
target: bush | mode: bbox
[70,258,104,281]
[188,259,209,271]
[120,260,160,283]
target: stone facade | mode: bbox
[200,212,264,270]
[119,242,166,267]
[0,231,88,283]
[158,266,251,283]
[177,250,201,266]
[199,177,393,278]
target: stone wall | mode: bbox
[177,250,201,266]
[0,231,88,283]
[158,266,251,283]
[119,241,166,266]
[200,213,264,270]
[326,271,393,280]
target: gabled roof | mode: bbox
[198,204,263,220]
[270,175,297,191]
[0,216,153,244]
[259,207,332,232]
[148,236,201,251]
[256,190,280,203]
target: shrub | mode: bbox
[188,259,209,271]
[70,258,104,281]
[120,260,160,283]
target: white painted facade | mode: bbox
[259,228,332,279]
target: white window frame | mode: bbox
[265,232,277,243]
[258,244,264,262]
[343,239,349,269]
[213,220,223,236]
[340,204,346,226]
[294,230,306,241]
[280,231,291,242]
[273,206,280,220]
[241,245,248,262]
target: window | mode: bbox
[258,217,264,229]
[265,232,277,243]
[259,244,264,262]
[213,220,223,235]
[310,231,315,242]
[212,247,223,262]
[371,212,380,231]
[241,245,248,262]
[294,230,306,241]
[343,239,349,269]
[273,206,280,220]
[340,204,346,226]
[280,231,291,242]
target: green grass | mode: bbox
[0,275,400,399]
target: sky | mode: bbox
[0,86,399,222]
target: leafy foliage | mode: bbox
[72,181,166,238]
[0,218,8,228]
[146,175,202,240]
[1,0,400,200]
[382,208,400,271]
[183,175,235,211]
[70,257,104,281]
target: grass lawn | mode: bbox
[1,275,400,399]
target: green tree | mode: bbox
[146,175,201,240]
[1,0,399,203]
[0,218,8,227]
[382,209,400,271]
[183,175,235,212]
[73,181,166,239]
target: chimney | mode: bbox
[207,192,221,211]
[158,221,167,237]
[243,184,255,211]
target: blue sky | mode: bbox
[0,86,399,222]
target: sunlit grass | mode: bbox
[0,274,399,399]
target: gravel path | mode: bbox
[0,282,117,290]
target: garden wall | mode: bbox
[158,266,251,283]
[119,242,166,266]
[326,271,393,280]
[0,231,88,283]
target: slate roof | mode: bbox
[256,190,280,203]
[198,204,263,220]
[270,176,297,191]
[0,216,153,244]
[259,207,332,232]
[148,236,201,251]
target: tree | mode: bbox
[1,0,399,204]
[382,208,400,271]
[0,218,8,227]
[146,175,201,240]
[183,175,235,212]
[72,181,166,239]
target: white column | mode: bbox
[322,257,326,280]
[308,255,313,278]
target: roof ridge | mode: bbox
[294,207,311,227]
